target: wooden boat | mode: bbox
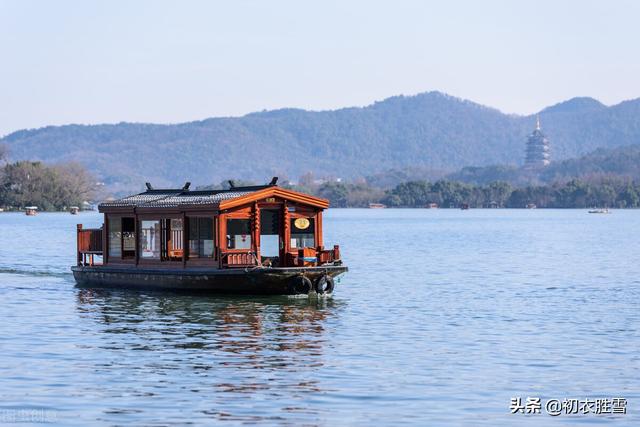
[588,208,611,214]
[368,203,386,209]
[70,206,80,215]
[25,206,38,216]
[72,178,347,295]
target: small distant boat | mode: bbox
[368,203,386,209]
[25,206,38,216]
[425,203,438,209]
[526,203,537,209]
[588,208,611,214]
[70,206,80,215]
[460,203,470,210]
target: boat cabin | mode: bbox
[77,179,340,269]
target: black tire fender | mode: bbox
[315,275,335,295]
[290,275,312,295]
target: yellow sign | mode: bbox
[294,218,310,230]
[265,197,276,203]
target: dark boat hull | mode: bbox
[71,264,348,295]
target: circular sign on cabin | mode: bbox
[294,217,310,230]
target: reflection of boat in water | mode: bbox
[25,206,38,216]
[75,288,341,407]
[72,178,347,295]
[76,288,338,358]
[588,208,611,214]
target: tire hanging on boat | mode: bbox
[290,275,312,295]
[315,275,335,295]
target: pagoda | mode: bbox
[524,116,550,168]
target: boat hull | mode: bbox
[71,264,348,295]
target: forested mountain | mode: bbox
[446,144,640,186]
[2,91,640,193]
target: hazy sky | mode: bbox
[1,0,639,135]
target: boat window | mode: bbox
[140,220,161,259]
[166,218,184,261]
[227,219,251,249]
[122,217,135,258]
[188,217,214,258]
[290,217,315,249]
[108,218,121,258]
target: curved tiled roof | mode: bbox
[99,186,270,209]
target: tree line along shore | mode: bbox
[0,160,95,211]
[2,143,639,211]
[2,163,639,211]
[306,179,640,209]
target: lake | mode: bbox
[0,209,639,426]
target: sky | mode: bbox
[1,0,639,136]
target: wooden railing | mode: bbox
[289,245,341,267]
[221,251,259,268]
[317,245,341,265]
[77,224,103,266]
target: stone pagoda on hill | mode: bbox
[524,116,550,168]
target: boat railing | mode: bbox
[220,251,259,268]
[77,224,103,266]
[316,245,341,266]
[286,246,342,267]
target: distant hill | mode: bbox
[541,144,640,182]
[540,97,607,114]
[2,91,640,193]
[446,144,640,186]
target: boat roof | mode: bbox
[99,182,329,212]
[25,206,38,210]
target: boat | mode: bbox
[70,206,80,215]
[72,178,347,295]
[368,203,386,209]
[526,203,537,209]
[25,206,38,216]
[425,203,438,209]
[460,203,470,210]
[588,208,611,214]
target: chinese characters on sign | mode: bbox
[510,397,627,416]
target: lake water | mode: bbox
[0,209,639,426]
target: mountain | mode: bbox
[540,97,607,114]
[541,144,640,182]
[446,144,640,186]
[2,92,640,193]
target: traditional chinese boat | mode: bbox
[71,178,347,295]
